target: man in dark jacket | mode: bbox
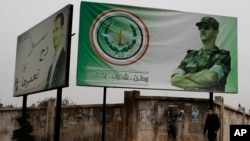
[203,108,221,141]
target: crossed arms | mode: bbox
[171,69,218,89]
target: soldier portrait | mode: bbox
[171,17,231,92]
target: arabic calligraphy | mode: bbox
[40,46,49,61]
[86,69,149,84]
[15,32,50,91]
[133,74,149,82]
[87,71,107,80]
[112,72,129,81]
[21,69,40,88]
[28,32,48,57]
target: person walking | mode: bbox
[203,108,221,141]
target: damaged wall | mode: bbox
[0,91,249,141]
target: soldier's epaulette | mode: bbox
[221,49,230,55]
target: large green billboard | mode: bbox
[77,2,237,93]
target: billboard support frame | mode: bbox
[102,87,107,141]
[54,88,62,141]
[209,92,214,110]
[22,95,27,119]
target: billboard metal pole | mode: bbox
[22,95,27,119]
[209,92,213,109]
[102,87,107,141]
[54,88,62,141]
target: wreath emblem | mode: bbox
[91,10,149,66]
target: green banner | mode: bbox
[77,1,237,93]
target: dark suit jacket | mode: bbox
[46,49,66,89]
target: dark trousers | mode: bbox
[207,132,217,141]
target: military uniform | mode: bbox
[173,46,231,92]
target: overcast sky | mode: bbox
[1,0,250,111]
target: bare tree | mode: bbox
[36,97,75,107]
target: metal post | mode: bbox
[22,95,27,119]
[209,92,213,109]
[54,88,62,141]
[101,87,107,141]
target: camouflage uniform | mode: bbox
[173,46,231,92]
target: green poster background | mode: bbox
[77,1,237,93]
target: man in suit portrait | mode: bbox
[46,12,67,89]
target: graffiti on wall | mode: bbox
[40,115,47,127]
[115,108,122,121]
[11,114,17,122]
[62,112,68,122]
[140,109,151,126]
[0,114,5,120]
[157,104,164,115]
[191,110,199,121]
[76,108,90,121]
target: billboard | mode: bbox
[77,2,237,93]
[14,4,73,96]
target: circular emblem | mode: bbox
[91,9,149,66]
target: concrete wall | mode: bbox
[126,91,211,141]
[0,91,249,141]
[0,104,124,141]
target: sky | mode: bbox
[1,0,250,111]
